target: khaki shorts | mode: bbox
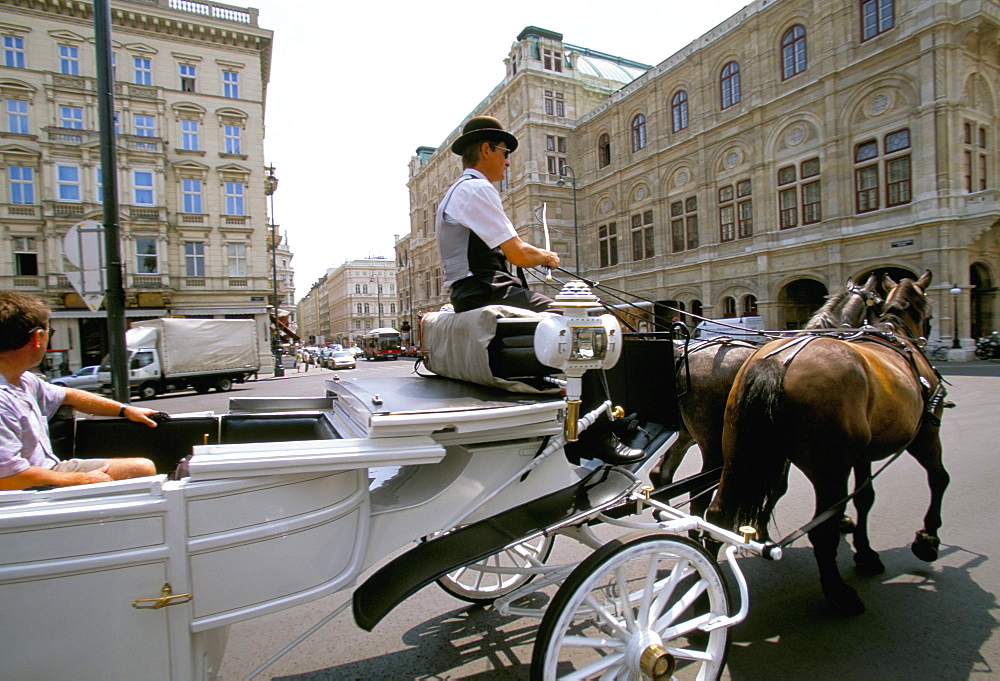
[52,458,108,473]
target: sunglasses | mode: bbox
[490,144,511,159]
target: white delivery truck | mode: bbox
[98,318,260,399]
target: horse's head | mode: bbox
[881,270,933,339]
[844,274,884,326]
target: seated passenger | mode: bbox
[0,292,159,490]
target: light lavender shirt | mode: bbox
[0,371,66,478]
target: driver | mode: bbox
[0,291,159,490]
[437,115,560,313]
[435,117,641,465]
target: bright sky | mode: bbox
[246,0,751,301]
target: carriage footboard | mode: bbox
[352,465,640,631]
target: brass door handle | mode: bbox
[132,582,193,610]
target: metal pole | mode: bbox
[561,165,580,276]
[265,165,284,376]
[94,0,129,403]
[951,286,961,349]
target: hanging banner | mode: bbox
[63,220,107,312]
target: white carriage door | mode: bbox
[0,483,195,681]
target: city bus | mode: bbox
[361,327,402,360]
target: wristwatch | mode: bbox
[118,404,128,417]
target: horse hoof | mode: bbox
[838,515,856,534]
[911,530,940,562]
[854,550,886,576]
[824,584,866,617]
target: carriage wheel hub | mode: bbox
[625,630,675,679]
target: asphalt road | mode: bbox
[144,359,1000,680]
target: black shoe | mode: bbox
[593,436,647,465]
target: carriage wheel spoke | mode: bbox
[651,579,709,632]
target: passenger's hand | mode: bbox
[123,405,161,427]
[81,462,113,484]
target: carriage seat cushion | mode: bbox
[219,413,339,444]
[421,305,561,394]
[73,416,219,474]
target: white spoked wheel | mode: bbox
[437,534,554,603]
[531,533,730,681]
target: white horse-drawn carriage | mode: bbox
[2,282,783,680]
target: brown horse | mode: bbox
[652,275,884,526]
[707,270,948,615]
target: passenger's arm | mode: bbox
[61,388,159,427]
[500,236,560,270]
[0,463,112,490]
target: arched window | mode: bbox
[671,91,689,132]
[743,295,758,316]
[356,303,362,314]
[720,61,741,109]
[722,296,737,318]
[355,284,360,293]
[781,25,807,79]
[598,133,611,168]
[364,303,370,314]
[631,114,646,152]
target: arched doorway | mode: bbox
[780,279,828,329]
[971,262,995,338]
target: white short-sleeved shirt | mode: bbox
[0,371,66,478]
[436,169,518,288]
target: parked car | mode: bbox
[49,365,102,391]
[325,351,357,370]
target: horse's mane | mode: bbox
[804,287,851,330]
[878,279,930,338]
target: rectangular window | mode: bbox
[779,187,798,229]
[856,165,879,213]
[133,170,154,205]
[59,45,80,75]
[225,181,245,215]
[13,236,37,276]
[227,242,246,277]
[8,166,34,204]
[3,36,25,68]
[179,63,196,92]
[56,164,81,202]
[630,210,654,260]
[886,156,911,206]
[184,241,205,277]
[224,124,241,154]
[182,178,202,213]
[6,99,28,133]
[598,222,618,268]
[543,48,562,72]
[544,91,565,117]
[95,167,103,202]
[802,181,821,224]
[737,180,753,238]
[719,203,735,242]
[60,106,83,129]
[671,198,698,252]
[181,119,199,150]
[223,70,239,98]
[861,0,894,41]
[134,114,155,137]
[135,237,158,274]
[962,121,988,193]
[133,57,152,85]
[719,183,751,242]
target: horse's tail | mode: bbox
[724,357,789,529]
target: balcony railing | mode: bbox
[6,204,40,218]
[132,275,164,288]
[168,0,254,24]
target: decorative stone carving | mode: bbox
[676,170,688,187]
[788,125,805,146]
[870,93,889,115]
[725,150,740,168]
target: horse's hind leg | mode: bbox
[907,426,950,562]
[850,462,885,575]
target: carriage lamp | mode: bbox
[534,281,622,441]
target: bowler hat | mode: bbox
[450,115,518,155]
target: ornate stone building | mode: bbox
[0,0,275,371]
[296,257,397,347]
[404,1,1000,355]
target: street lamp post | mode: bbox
[371,274,382,327]
[950,285,962,349]
[557,166,579,276]
[264,164,284,377]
